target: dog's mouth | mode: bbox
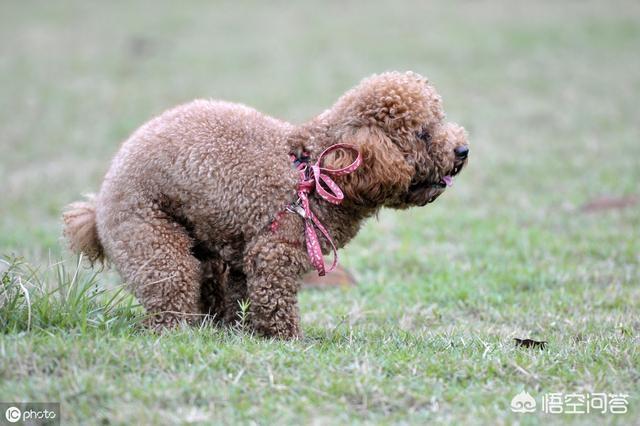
[406,159,466,206]
[431,175,453,189]
[406,180,445,206]
[434,161,464,188]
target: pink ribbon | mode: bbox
[292,144,362,276]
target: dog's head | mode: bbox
[323,71,469,209]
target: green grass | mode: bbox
[1,0,639,424]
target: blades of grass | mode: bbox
[15,276,31,332]
[1,255,141,333]
[68,271,100,312]
[68,253,83,301]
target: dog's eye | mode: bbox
[416,129,430,143]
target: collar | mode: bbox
[274,144,362,276]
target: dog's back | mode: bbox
[65,99,298,267]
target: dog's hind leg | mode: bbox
[198,258,249,325]
[199,257,228,323]
[221,268,248,325]
[100,207,203,330]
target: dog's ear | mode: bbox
[326,126,413,206]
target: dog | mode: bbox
[63,71,469,338]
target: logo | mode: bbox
[509,391,630,414]
[5,406,21,423]
[511,391,537,413]
[1,403,60,425]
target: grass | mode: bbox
[1,0,639,424]
[0,256,139,333]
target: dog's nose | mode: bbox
[454,145,469,159]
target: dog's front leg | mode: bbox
[244,236,308,339]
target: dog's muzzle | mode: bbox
[405,145,469,206]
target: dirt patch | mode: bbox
[580,195,638,213]
[301,265,357,289]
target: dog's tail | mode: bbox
[62,194,105,264]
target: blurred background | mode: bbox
[1,2,639,423]
[1,0,638,270]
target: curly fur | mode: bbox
[62,194,104,264]
[62,71,469,338]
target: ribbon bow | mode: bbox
[290,143,362,276]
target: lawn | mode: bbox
[1,1,639,424]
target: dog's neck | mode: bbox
[287,118,381,250]
[307,194,378,250]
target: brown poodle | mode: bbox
[63,71,469,338]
